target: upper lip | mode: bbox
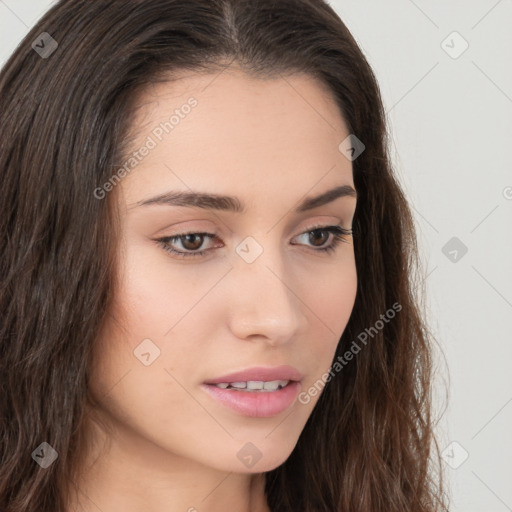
[204,365,303,384]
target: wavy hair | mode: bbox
[0,0,449,510]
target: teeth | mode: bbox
[263,380,284,391]
[246,381,264,390]
[212,380,290,391]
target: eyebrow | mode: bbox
[135,184,357,213]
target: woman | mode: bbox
[0,0,449,511]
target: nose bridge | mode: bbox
[227,235,305,342]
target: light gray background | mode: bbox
[1,1,511,510]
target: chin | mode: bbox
[213,432,300,474]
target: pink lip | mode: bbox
[201,365,303,418]
[203,365,303,385]
[201,381,301,418]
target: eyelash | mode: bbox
[155,224,353,259]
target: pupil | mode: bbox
[310,230,327,246]
[183,234,203,250]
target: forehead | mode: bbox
[120,67,353,208]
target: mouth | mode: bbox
[206,379,292,392]
[201,366,302,418]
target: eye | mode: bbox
[155,232,219,258]
[154,224,352,259]
[291,224,352,254]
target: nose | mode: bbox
[225,246,308,347]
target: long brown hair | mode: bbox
[0,1,449,510]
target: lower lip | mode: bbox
[201,381,301,418]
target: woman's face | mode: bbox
[90,67,358,474]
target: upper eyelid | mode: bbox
[163,223,351,240]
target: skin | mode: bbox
[69,66,358,512]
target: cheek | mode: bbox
[297,252,357,331]
[86,260,221,460]
[91,240,231,404]
[123,245,186,321]
[296,255,357,377]
[112,237,222,342]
